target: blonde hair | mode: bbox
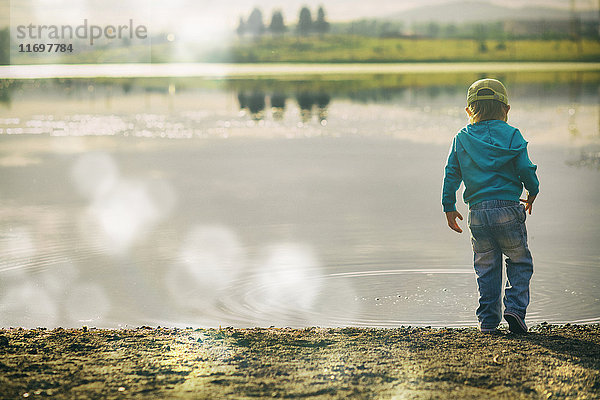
[468,88,509,124]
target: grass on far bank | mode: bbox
[8,35,600,65]
[226,35,600,63]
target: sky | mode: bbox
[2,0,599,33]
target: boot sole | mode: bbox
[504,312,527,334]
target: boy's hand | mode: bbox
[519,193,537,215]
[445,211,463,233]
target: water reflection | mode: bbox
[270,92,286,121]
[236,90,330,124]
[238,91,267,120]
[1,74,597,143]
[296,91,330,124]
[0,79,19,106]
[566,146,600,169]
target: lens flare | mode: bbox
[0,283,57,327]
[72,153,176,255]
[71,152,119,200]
[252,243,324,315]
[166,225,245,312]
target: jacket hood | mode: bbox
[456,120,527,171]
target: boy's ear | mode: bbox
[503,104,510,121]
[465,106,473,117]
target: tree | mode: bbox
[0,28,9,65]
[314,6,330,36]
[444,24,458,38]
[427,22,440,38]
[246,8,265,37]
[236,17,246,37]
[269,10,287,35]
[297,7,312,36]
[475,24,488,53]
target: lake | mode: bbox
[0,66,598,328]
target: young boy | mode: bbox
[442,78,539,334]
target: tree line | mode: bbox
[334,19,599,41]
[236,7,598,41]
[236,6,330,37]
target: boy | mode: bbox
[442,78,539,334]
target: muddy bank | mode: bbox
[0,324,598,399]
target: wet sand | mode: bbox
[0,324,598,399]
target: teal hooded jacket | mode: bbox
[442,120,539,212]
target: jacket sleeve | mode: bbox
[513,130,540,196]
[442,137,463,212]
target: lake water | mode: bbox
[0,69,599,328]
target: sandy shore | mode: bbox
[0,324,598,399]
[2,62,600,79]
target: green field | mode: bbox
[227,35,600,63]
[7,35,600,64]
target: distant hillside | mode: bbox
[386,1,597,24]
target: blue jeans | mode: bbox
[468,200,533,330]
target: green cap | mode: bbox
[467,78,509,106]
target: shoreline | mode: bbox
[1,323,598,399]
[1,61,600,80]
